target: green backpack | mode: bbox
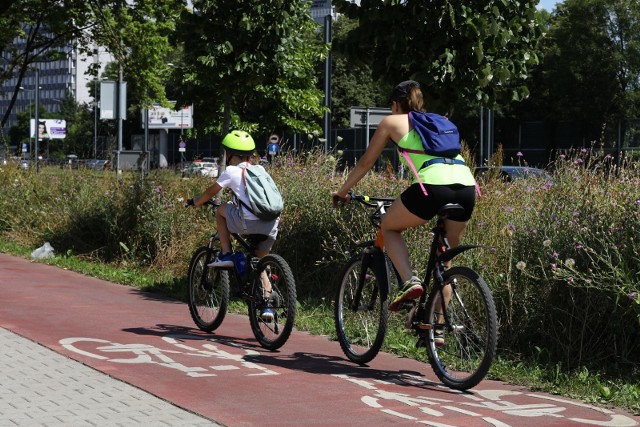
[238,164,284,221]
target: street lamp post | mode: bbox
[34,68,40,173]
[167,63,186,171]
[94,50,99,164]
[19,87,33,156]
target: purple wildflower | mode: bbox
[517,151,523,157]
[629,292,638,301]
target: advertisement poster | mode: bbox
[143,102,193,130]
[30,119,66,139]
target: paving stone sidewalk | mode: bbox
[0,328,221,427]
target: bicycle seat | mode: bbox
[437,203,465,219]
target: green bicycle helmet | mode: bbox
[221,130,256,156]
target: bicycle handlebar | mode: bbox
[346,192,394,208]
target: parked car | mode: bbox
[181,161,203,177]
[197,161,219,178]
[474,166,552,182]
[61,155,79,169]
[86,159,110,170]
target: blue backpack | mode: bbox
[406,112,461,157]
[398,112,466,197]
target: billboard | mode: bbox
[143,102,193,130]
[30,119,66,139]
[100,80,127,120]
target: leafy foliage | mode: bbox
[333,0,543,114]
[171,0,327,136]
[516,0,640,143]
[330,16,389,129]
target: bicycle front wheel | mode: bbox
[334,253,388,365]
[187,246,230,332]
[248,254,297,350]
[425,266,497,390]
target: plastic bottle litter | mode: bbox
[31,242,55,259]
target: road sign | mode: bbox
[350,107,391,128]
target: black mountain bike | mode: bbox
[187,199,297,350]
[334,193,497,390]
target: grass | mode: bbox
[0,146,639,415]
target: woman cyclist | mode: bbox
[332,80,477,313]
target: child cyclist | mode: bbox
[185,130,279,321]
[332,80,477,341]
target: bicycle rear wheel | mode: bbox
[424,266,497,390]
[249,254,297,350]
[187,246,230,332]
[334,253,388,364]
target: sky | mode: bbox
[537,0,561,11]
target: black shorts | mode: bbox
[400,183,475,221]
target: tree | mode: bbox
[172,0,327,137]
[333,0,543,116]
[86,0,183,110]
[330,16,388,129]
[516,0,640,145]
[0,0,183,133]
[0,0,94,130]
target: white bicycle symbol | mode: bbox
[334,374,638,427]
[60,334,279,378]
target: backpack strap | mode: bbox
[400,150,429,196]
[237,164,256,229]
[397,146,425,155]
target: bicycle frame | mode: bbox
[349,195,482,325]
[414,212,483,331]
[335,193,497,389]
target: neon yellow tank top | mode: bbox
[396,130,476,186]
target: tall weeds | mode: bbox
[0,147,638,377]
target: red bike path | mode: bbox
[0,252,638,427]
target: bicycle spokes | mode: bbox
[248,254,296,351]
[425,267,497,390]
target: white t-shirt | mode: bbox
[215,162,259,221]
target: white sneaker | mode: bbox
[260,307,274,322]
[207,252,234,268]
